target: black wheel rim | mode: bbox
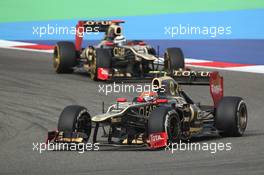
[53,46,60,70]
[238,103,247,133]
[90,56,97,80]
[166,115,180,142]
[76,114,91,141]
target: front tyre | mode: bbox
[57,105,92,141]
[215,96,248,137]
[148,106,181,144]
[90,48,111,80]
[53,41,76,73]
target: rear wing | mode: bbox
[171,70,210,85]
[98,68,223,107]
[172,71,223,107]
[75,20,125,51]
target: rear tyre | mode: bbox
[164,48,185,74]
[90,48,112,80]
[57,105,92,141]
[53,41,76,73]
[148,106,181,144]
[215,96,248,137]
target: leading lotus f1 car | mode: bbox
[46,71,248,149]
[52,20,185,81]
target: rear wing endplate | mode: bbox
[171,70,223,107]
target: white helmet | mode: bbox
[113,35,126,46]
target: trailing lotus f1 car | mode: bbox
[46,71,248,149]
[52,20,185,81]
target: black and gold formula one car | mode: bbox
[52,20,185,81]
[46,71,248,149]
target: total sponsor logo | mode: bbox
[149,132,168,148]
[150,134,164,142]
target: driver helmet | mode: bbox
[139,91,158,102]
[113,35,126,46]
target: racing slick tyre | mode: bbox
[164,48,185,74]
[148,106,181,144]
[215,96,248,137]
[53,41,76,73]
[57,105,92,141]
[90,48,111,80]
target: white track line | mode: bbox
[0,40,34,47]
[1,40,264,74]
[0,40,53,53]
[1,46,53,53]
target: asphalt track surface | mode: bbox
[0,48,264,175]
